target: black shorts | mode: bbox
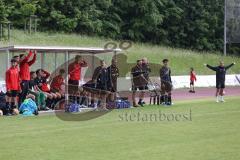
[216,82,225,89]
[132,85,148,92]
[68,80,79,94]
[190,81,194,85]
[6,90,19,97]
[161,81,172,93]
[96,85,107,91]
[0,107,6,115]
[68,80,79,86]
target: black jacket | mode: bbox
[160,66,172,83]
[207,63,234,82]
[142,63,151,81]
[92,66,111,90]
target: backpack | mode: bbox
[19,98,38,116]
[65,103,81,113]
[0,92,6,109]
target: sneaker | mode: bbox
[95,107,109,111]
[216,96,220,103]
[138,101,144,107]
[133,102,140,107]
[88,104,95,108]
[192,91,196,93]
[43,107,50,111]
[5,113,12,116]
[189,90,193,93]
[161,102,166,105]
[80,105,88,108]
[166,102,172,106]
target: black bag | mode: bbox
[0,91,6,110]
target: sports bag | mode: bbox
[19,98,38,116]
[107,99,131,109]
[65,103,81,113]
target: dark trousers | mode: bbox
[68,80,79,102]
[20,80,30,104]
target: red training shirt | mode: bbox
[19,51,36,81]
[6,67,21,91]
[68,61,87,81]
[41,70,50,92]
[190,71,197,82]
[50,75,64,91]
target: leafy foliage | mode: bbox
[0,0,230,53]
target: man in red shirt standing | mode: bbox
[19,50,37,104]
[68,55,87,101]
[5,59,21,115]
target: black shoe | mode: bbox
[138,101,144,107]
[5,112,12,116]
[34,110,39,115]
[44,107,50,111]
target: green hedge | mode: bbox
[0,0,231,53]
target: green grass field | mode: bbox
[0,30,240,77]
[0,97,240,160]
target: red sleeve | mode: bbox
[43,70,50,79]
[28,52,36,66]
[5,71,10,91]
[20,51,33,63]
[80,60,88,67]
[18,75,21,91]
[193,73,197,81]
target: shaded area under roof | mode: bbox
[0,45,121,54]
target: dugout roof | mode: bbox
[0,45,121,54]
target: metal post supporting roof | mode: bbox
[65,51,69,102]
[54,52,57,75]
[6,49,10,69]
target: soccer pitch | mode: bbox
[0,97,240,160]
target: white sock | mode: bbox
[220,96,225,102]
[216,96,220,102]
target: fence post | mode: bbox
[8,23,11,41]
[0,24,2,41]
[29,16,32,34]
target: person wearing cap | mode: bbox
[205,61,236,102]
[19,50,37,104]
[5,59,21,115]
[131,60,148,107]
[159,59,173,106]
